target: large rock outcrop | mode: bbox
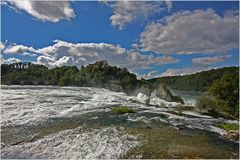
[156,83,173,101]
[135,82,184,105]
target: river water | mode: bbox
[171,89,204,106]
[1,85,239,159]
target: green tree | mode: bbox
[196,74,239,119]
[208,74,239,108]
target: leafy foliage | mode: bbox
[196,96,238,119]
[1,63,79,86]
[1,61,139,95]
[148,67,239,91]
[196,73,239,119]
[208,74,239,110]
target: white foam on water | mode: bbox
[149,97,180,108]
[127,115,168,124]
[208,125,228,136]
[136,93,149,104]
[182,111,212,118]
[149,117,168,123]
[225,119,239,124]
[136,92,181,107]
[1,86,136,126]
[1,127,139,159]
[127,116,151,124]
[138,108,234,137]
[1,86,237,141]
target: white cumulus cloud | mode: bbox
[3,44,38,57]
[139,9,239,54]
[4,44,36,54]
[4,0,75,22]
[3,40,178,70]
[36,55,75,68]
[35,40,178,69]
[1,57,21,64]
[106,1,171,30]
[0,42,5,52]
[160,66,212,77]
[139,70,160,80]
[192,55,232,66]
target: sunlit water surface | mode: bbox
[1,85,239,159]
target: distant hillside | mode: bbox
[148,67,239,91]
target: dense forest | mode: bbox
[1,61,141,94]
[148,67,239,91]
[1,62,238,93]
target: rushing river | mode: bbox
[1,85,239,159]
[171,89,204,106]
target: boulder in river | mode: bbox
[135,82,184,105]
[135,84,151,104]
[156,83,174,101]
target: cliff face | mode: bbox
[1,61,184,104]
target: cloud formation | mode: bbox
[0,42,5,51]
[139,9,239,54]
[107,1,171,30]
[35,40,178,69]
[4,0,75,22]
[1,57,21,64]
[160,66,212,77]
[4,44,35,54]
[192,55,232,66]
[139,70,160,80]
[3,44,38,57]
[3,40,178,70]
[160,54,233,77]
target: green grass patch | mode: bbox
[112,107,135,114]
[217,123,239,131]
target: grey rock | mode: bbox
[156,83,173,101]
[138,84,151,96]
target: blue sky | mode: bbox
[1,1,239,78]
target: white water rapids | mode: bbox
[1,85,239,159]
